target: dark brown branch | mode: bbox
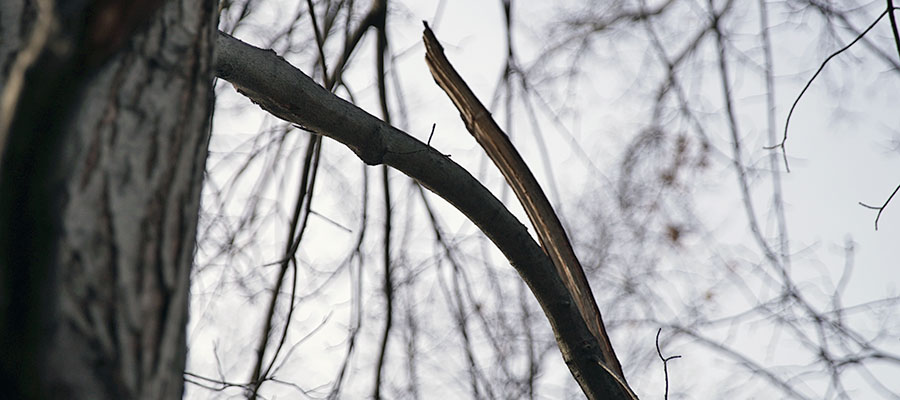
[215,30,633,400]
[421,22,632,395]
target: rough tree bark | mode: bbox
[0,1,216,398]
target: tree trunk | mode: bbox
[0,1,216,398]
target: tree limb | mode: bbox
[422,22,628,384]
[214,31,633,400]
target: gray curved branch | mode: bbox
[213,31,631,400]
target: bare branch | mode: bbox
[422,21,634,400]
[214,30,632,400]
[859,183,900,230]
[767,7,892,172]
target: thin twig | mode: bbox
[656,328,682,400]
[859,183,900,230]
[767,8,890,172]
[887,2,900,62]
[426,123,436,146]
